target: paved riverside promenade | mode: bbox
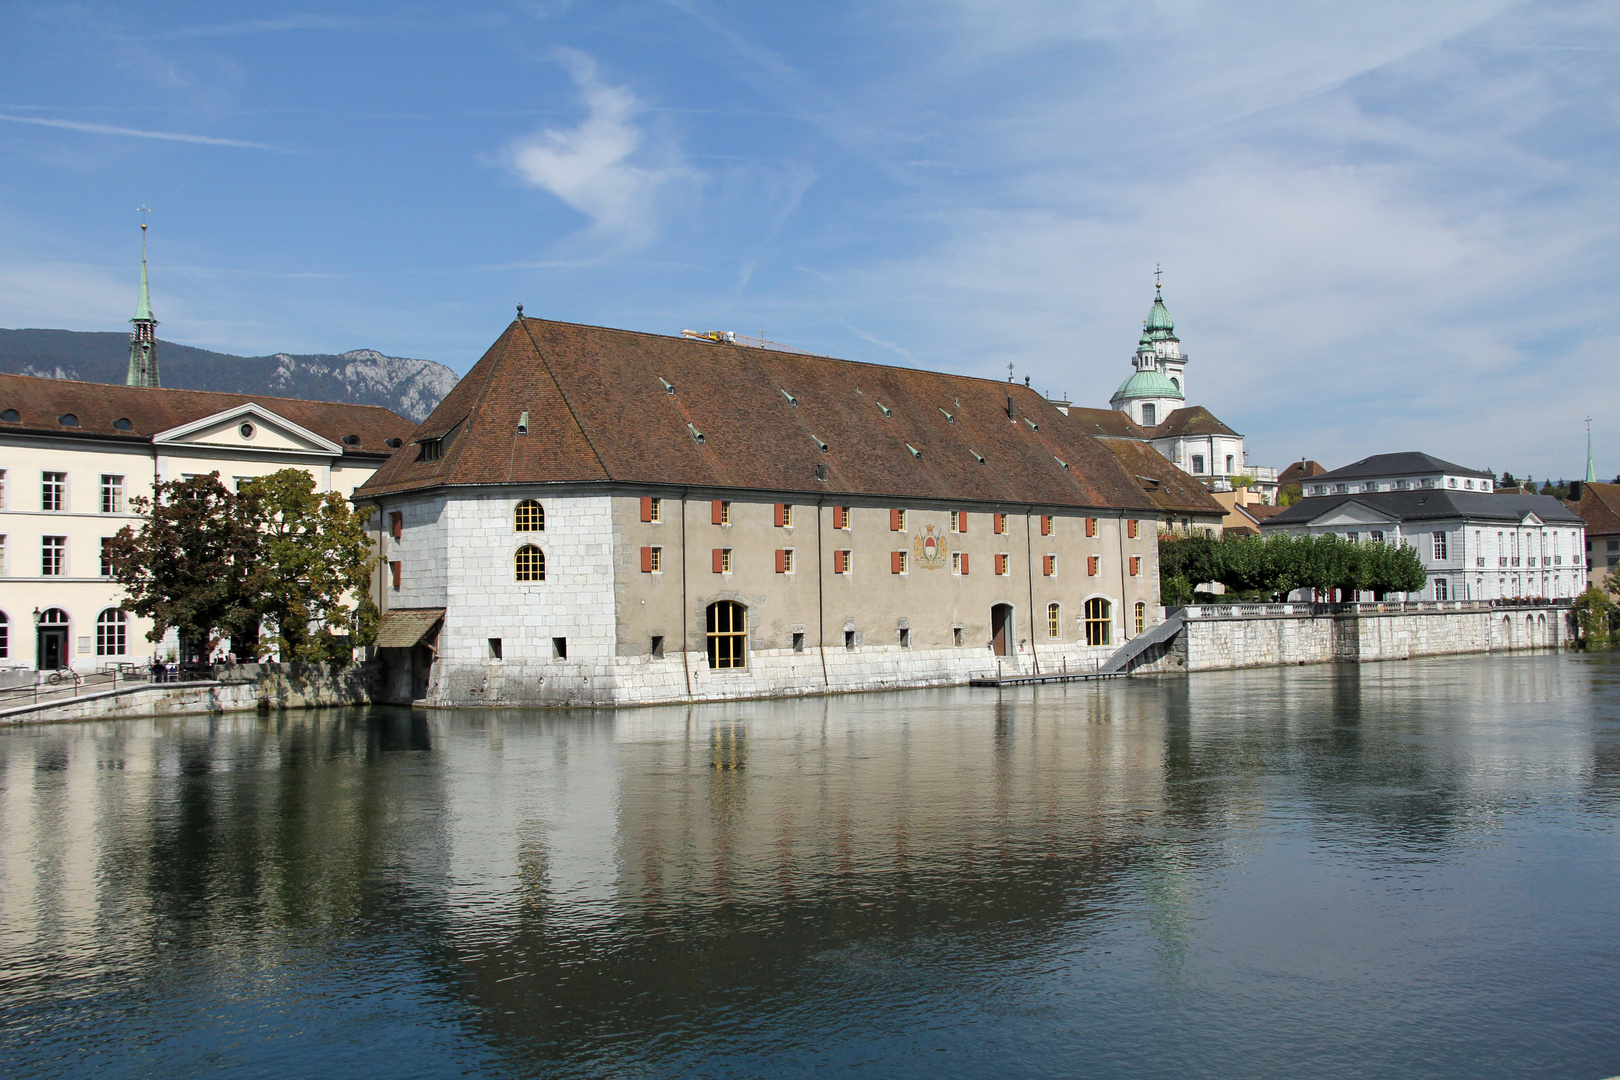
[1161,600,1569,672]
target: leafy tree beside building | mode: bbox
[1159,531,1428,604]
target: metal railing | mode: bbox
[0,662,225,710]
[1179,598,1571,620]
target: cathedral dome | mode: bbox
[1110,368,1183,403]
[1145,288,1175,340]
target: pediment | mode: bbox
[1310,501,1396,528]
[153,403,342,455]
[1520,512,1544,527]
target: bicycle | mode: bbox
[46,667,81,687]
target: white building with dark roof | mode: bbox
[1301,452,1495,497]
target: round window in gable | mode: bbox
[239,422,256,439]
[58,413,79,427]
[342,434,360,446]
[113,417,133,431]
[385,437,402,449]
[1,409,18,422]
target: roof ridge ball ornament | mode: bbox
[516,303,524,319]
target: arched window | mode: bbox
[706,601,747,669]
[1084,598,1112,647]
[96,609,127,655]
[515,545,545,582]
[514,500,545,532]
[1134,601,1146,636]
[39,608,68,626]
[0,612,8,658]
[1047,603,1061,638]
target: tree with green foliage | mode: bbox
[1277,483,1303,507]
[1572,585,1615,646]
[104,474,261,657]
[240,469,378,663]
[1159,531,1431,604]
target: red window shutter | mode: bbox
[390,561,401,588]
[996,553,1008,575]
[389,512,402,539]
[712,500,723,525]
[958,512,967,533]
[891,550,903,574]
[775,549,787,573]
[1043,555,1055,576]
[960,552,969,575]
[712,548,724,573]
[641,546,654,572]
[640,496,653,522]
[1041,515,1052,536]
[1130,555,1141,576]
[1127,519,1138,539]
[774,502,786,527]
[1088,555,1099,576]
[833,549,846,574]
[890,508,902,531]
[994,513,1005,534]
[1086,517,1097,537]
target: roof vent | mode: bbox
[781,389,797,406]
[906,443,921,459]
[659,376,676,395]
[939,408,954,423]
[1054,456,1069,471]
[385,437,403,449]
[1,409,17,422]
[811,435,828,453]
[970,450,986,465]
[687,422,705,444]
[58,414,78,427]
[877,402,891,418]
[517,411,529,435]
[342,434,360,446]
[1023,417,1038,431]
[113,417,133,431]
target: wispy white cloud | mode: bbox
[150,15,362,40]
[0,112,285,150]
[500,50,701,247]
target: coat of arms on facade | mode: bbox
[913,524,949,569]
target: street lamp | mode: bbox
[32,607,41,627]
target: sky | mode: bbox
[1,1,1617,483]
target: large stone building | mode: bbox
[357,315,1182,707]
[1564,480,1620,591]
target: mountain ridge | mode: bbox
[0,328,457,422]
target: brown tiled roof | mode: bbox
[1278,459,1326,486]
[0,373,415,458]
[1093,437,1227,518]
[1064,406,1148,440]
[357,317,1162,512]
[1143,405,1239,439]
[1568,482,1620,536]
[1239,502,1284,523]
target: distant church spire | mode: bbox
[127,212,160,388]
[1587,416,1597,483]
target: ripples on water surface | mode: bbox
[2,654,1618,1079]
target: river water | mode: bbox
[2,654,1618,1079]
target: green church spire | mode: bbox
[127,215,160,387]
[1587,416,1597,484]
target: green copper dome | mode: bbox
[1111,368,1183,402]
[1145,287,1175,340]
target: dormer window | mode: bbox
[418,437,444,462]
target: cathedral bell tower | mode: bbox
[126,218,160,388]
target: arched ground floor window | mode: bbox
[97,609,127,656]
[1084,597,1112,647]
[706,601,747,669]
[1047,603,1061,638]
[0,611,8,658]
[1134,601,1146,636]
[515,544,545,582]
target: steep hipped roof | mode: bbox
[1567,482,1620,536]
[358,317,1162,511]
[1264,490,1582,528]
[1065,406,1148,440]
[1312,451,1492,483]
[1093,437,1227,518]
[0,373,414,458]
[1144,405,1239,439]
[1278,459,1326,486]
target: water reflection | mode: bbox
[1,655,1618,1079]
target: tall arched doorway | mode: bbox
[36,608,69,670]
[990,604,1013,656]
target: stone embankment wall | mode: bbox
[0,662,373,726]
[1161,602,1568,672]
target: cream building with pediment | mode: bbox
[0,375,413,673]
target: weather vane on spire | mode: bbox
[138,204,150,231]
[1155,263,1162,291]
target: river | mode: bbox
[2,653,1618,1079]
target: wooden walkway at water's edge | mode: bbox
[968,668,1126,687]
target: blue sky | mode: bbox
[1,1,1617,482]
